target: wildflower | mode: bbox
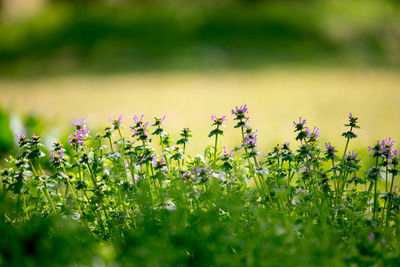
[324,142,336,159]
[50,151,64,164]
[132,121,150,141]
[223,146,234,157]
[152,155,165,169]
[382,137,395,160]
[179,170,191,181]
[231,105,248,117]
[211,115,227,127]
[110,114,123,130]
[293,117,309,141]
[369,141,383,158]
[346,151,361,162]
[194,166,211,183]
[244,128,258,147]
[53,142,63,152]
[346,113,360,129]
[232,105,249,128]
[282,142,290,150]
[16,133,28,147]
[307,126,320,142]
[152,115,166,127]
[152,154,168,172]
[342,151,362,173]
[30,133,41,146]
[342,113,359,140]
[49,142,65,168]
[132,114,145,128]
[68,130,85,147]
[73,119,90,136]
[293,117,307,131]
[369,232,375,241]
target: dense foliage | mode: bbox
[1,106,400,266]
[1,0,399,77]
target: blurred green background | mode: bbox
[0,0,399,156]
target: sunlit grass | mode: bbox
[1,68,399,154]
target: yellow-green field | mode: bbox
[1,68,399,154]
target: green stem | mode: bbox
[213,126,219,171]
[386,172,397,226]
[43,182,58,214]
[108,137,114,152]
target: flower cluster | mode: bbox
[110,114,123,130]
[151,116,167,140]
[342,113,359,140]
[152,115,166,127]
[342,151,362,173]
[244,128,258,149]
[131,115,150,142]
[293,117,309,142]
[152,154,168,172]
[194,166,212,183]
[211,115,227,127]
[221,146,235,172]
[232,105,249,128]
[49,142,65,168]
[324,142,336,160]
[16,133,28,148]
[307,127,320,142]
[68,119,90,148]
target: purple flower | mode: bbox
[369,140,383,158]
[349,113,353,119]
[211,115,227,127]
[324,142,336,159]
[194,166,211,182]
[369,232,375,241]
[347,151,361,162]
[133,114,145,123]
[300,166,308,172]
[49,150,64,167]
[152,154,168,172]
[382,138,396,159]
[16,133,28,147]
[306,126,320,141]
[223,146,234,157]
[231,105,248,116]
[153,115,166,127]
[68,130,86,147]
[293,117,307,127]
[325,142,335,152]
[109,114,123,123]
[50,151,64,163]
[110,115,123,129]
[244,131,258,147]
[16,133,25,139]
[73,119,90,135]
[180,170,191,181]
[131,120,150,140]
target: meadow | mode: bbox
[1,1,400,265]
[1,103,400,266]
